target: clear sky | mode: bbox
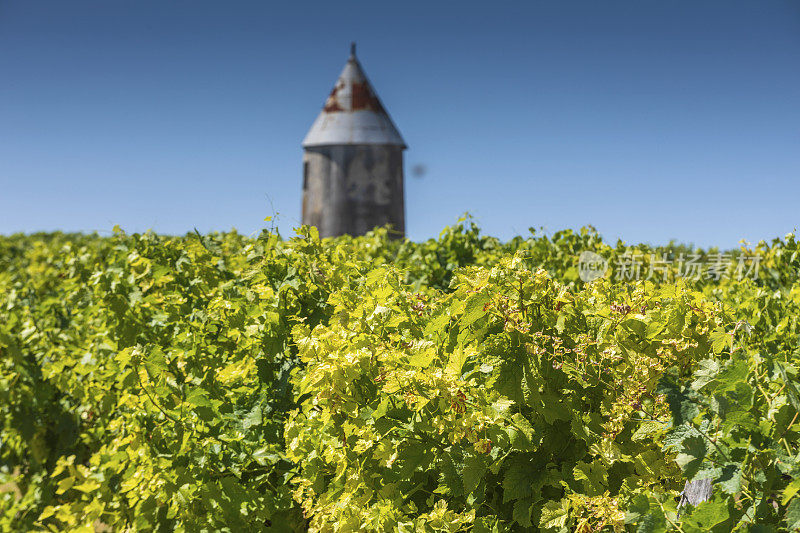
[1,1,798,247]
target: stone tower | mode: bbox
[302,44,406,238]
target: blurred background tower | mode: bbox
[302,43,406,238]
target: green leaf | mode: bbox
[185,388,212,409]
[509,413,536,450]
[445,346,470,378]
[397,444,434,480]
[539,499,569,530]
[658,380,700,425]
[625,493,650,523]
[681,494,732,532]
[372,397,389,420]
[462,454,487,495]
[494,361,524,405]
[785,498,800,530]
[782,478,800,506]
[691,359,720,390]
[707,357,750,394]
[710,329,732,354]
[632,421,665,441]
[675,435,707,479]
[437,455,464,497]
[555,314,566,334]
[634,512,668,533]
[462,292,490,327]
[503,464,532,503]
[512,496,534,526]
[714,463,742,494]
[622,318,647,338]
[408,348,436,368]
[573,461,607,496]
[242,405,262,430]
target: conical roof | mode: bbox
[302,44,406,148]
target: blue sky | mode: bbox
[0,1,798,247]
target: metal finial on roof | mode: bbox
[350,42,356,57]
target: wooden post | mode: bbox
[677,478,713,518]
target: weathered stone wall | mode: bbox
[302,144,405,238]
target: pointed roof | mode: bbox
[303,44,406,148]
